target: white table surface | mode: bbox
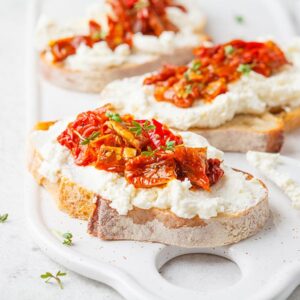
[1,0,300,299]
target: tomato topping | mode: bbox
[173,147,210,190]
[49,0,186,62]
[57,105,224,190]
[143,40,289,108]
[125,153,177,188]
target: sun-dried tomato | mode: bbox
[57,106,224,190]
[174,147,211,191]
[49,0,185,62]
[144,40,289,107]
[125,153,177,187]
[206,158,224,186]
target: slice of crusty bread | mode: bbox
[192,113,285,153]
[88,192,269,248]
[28,128,269,248]
[40,45,204,93]
[191,107,300,153]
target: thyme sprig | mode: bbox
[80,131,100,145]
[141,146,158,157]
[62,232,73,246]
[106,111,122,123]
[164,141,175,151]
[40,271,67,289]
[130,121,155,136]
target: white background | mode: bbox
[1,0,300,299]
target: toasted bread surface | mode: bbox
[29,138,269,248]
[40,45,202,93]
[277,106,300,132]
[192,113,285,153]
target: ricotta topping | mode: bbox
[247,151,300,209]
[99,39,300,129]
[35,0,206,69]
[30,120,266,219]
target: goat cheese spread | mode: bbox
[247,151,300,209]
[35,0,206,70]
[30,120,266,219]
[100,39,300,129]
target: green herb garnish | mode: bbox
[224,45,234,55]
[40,271,67,289]
[0,213,8,223]
[184,84,193,96]
[141,146,158,157]
[164,141,175,151]
[184,71,190,81]
[237,63,252,75]
[62,232,73,246]
[235,15,245,24]
[130,121,155,136]
[80,131,100,145]
[191,60,202,72]
[106,111,122,123]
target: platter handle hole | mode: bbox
[158,253,241,292]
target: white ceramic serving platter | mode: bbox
[25,0,300,299]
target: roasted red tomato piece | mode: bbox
[124,153,177,188]
[206,158,224,185]
[144,40,289,107]
[174,147,210,191]
[147,118,182,149]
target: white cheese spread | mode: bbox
[30,120,266,219]
[99,38,300,129]
[247,151,300,209]
[35,0,206,69]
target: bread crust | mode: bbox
[192,113,285,153]
[40,45,201,93]
[277,106,300,132]
[28,142,269,248]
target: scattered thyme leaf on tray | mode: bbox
[40,271,67,289]
[0,213,8,223]
[62,232,73,246]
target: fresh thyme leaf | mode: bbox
[106,111,122,123]
[237,63,252,75]
[129,121,155,136]
[129,121,143,135]
[80,131,100,145]
[184,71,190,81]
[62,232,73,246]
[184,84,193,96]
[141,146,157,157]
[0,213,8,223]
[191,60,202,72]
[40,271,67,289]
[235,15,245,24]
[164,141,175,151]
[143,121,156,131]
[224,45,234,55]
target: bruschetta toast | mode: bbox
[36,0,207,93]
[99,39,300,152]
[28,105,269,247]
